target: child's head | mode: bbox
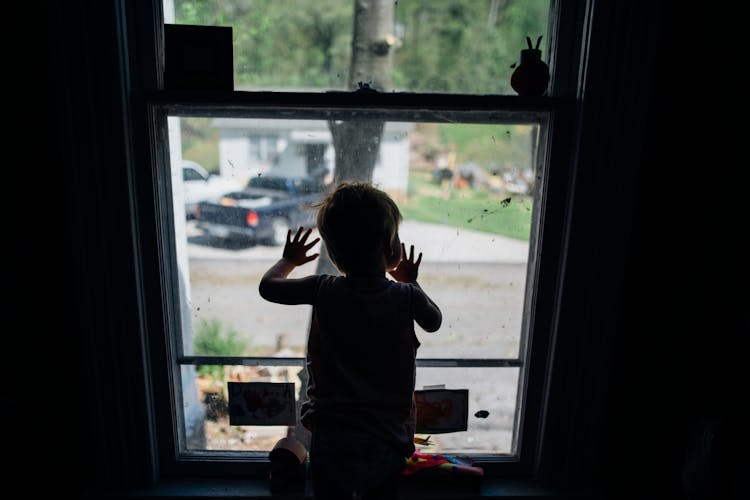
[315,181,402,274]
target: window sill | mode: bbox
[118,478,592,499]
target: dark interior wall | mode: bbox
[14,1,746,499]
[16,0,155,495]
[593,7,747,500]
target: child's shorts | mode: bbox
[309,417,406,496]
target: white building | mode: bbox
[211,118,413,196]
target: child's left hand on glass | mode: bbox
[389,243,422,283]
[283,226,320,266]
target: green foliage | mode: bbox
[439,123,534,174]
[175,0,352,89]
[197,364,223,380]
[193,318,247,379]
[400,171,532,241]
[194,318,246,355]
[172,0,550,94]
[181,118,220,173]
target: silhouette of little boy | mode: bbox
[259,181,442,499]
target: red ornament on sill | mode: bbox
[511,35,550,97]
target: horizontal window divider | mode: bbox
[150,89,562,106]
[179,356,522,368]
[148,90,564,119]
[418,358,523,367]
[180,356,305,366]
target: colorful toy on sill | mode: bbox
[402,451,484,490]
[510,35,550,96]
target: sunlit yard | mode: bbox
[399,170,533,241]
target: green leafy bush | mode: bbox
[193,319,247,380]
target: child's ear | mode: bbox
[386,240,396,258]
[386,235,402,260]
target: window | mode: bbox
[166,0,551,95]
[147,0,579,479]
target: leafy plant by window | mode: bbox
[194,318,247,379]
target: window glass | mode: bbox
[165,0,550,94]
[182,363,305,452]
[180,363,519,455]
[415,367,520,454]
[165,110,546,456]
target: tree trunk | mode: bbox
[328,120,385,183]
[349,0,395,92]
[296,0,398,447]
[327,0,396,184]
[319,0,396,269]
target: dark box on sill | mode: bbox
[165,23,233,91]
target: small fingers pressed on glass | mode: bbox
[305,235,320,251]
[297,227,319,247]
[400,243,415,263]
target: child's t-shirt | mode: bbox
[300,274,421,458]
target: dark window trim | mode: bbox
[55,0,673,496]
[125,0,586,486]
[146,94,575,481]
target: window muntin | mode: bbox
[166,0,550,94]
[159,107,549,458]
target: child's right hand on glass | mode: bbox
[283,226,320,266]
[388,243,422,283]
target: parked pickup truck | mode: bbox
[192,175,324,246]
[182,160,243,220]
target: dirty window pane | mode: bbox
[415,367,519,455]
[169,116,539,360]
[166,110,545,456]
[179,364,518,455]
[163,0,550,94]
[181,364,305,453]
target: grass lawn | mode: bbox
[398,171,533,241]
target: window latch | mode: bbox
[355,81,378,93]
